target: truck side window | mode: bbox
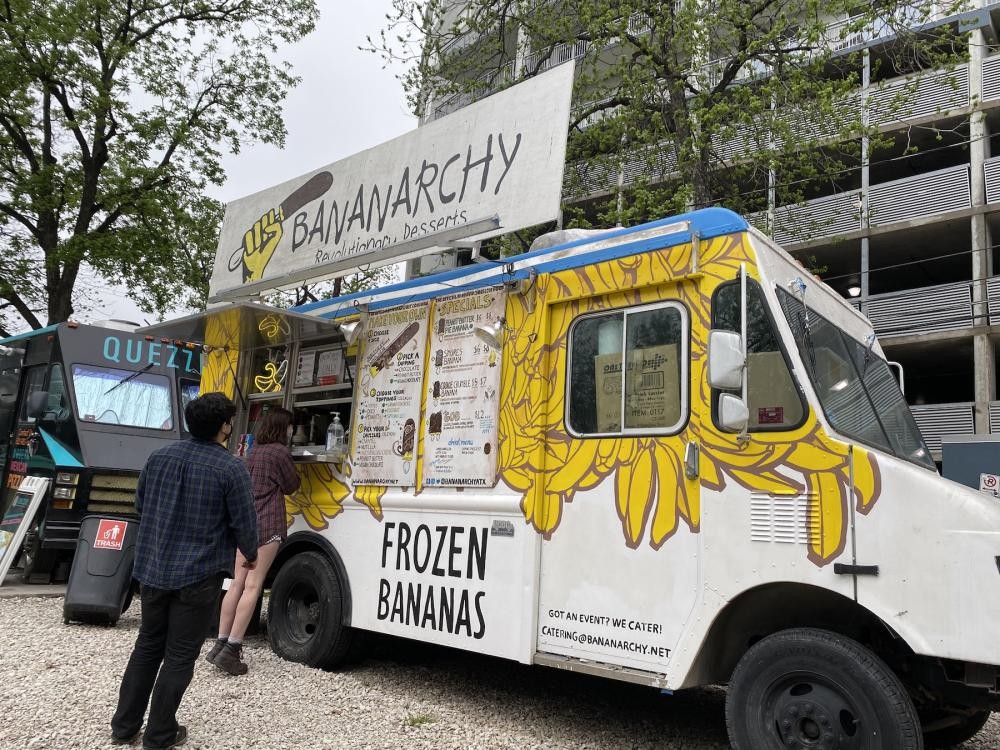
[711,282,805,431]
[19,366,46,421]
[568,303,687,436]
[48,363,67,413]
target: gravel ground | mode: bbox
[1,596,999,749]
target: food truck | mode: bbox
[144,207,1000,748]
[0,322,202,582]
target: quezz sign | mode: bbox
[209,64,575,298]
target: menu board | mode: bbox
[294,346,344,388]
[352,301,430,486]
[422,285,505,488]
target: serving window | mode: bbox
[287,340,356,457]
[567,301,688,437]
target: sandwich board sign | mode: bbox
[0,476,50,585]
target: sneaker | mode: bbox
[212,642,248,676]
[143,725,187,750]
[204,639,226,664]
[110,729,140,745]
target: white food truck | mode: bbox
[146,207,1000,749]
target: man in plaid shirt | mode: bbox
[110,392,257,750]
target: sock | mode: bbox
[227,638,242,647]
[215,635,228,645]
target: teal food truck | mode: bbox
[0,322,201,582]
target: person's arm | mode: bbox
[276,448,302,495]
[225,462,258,563]
[135,465,147,518]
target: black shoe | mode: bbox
[212,642,248,676]
[205,638,226,664]
[111,729,140,745]
[143,725,187,750]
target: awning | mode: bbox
[137,302,341,351]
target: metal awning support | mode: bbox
[208,214,502,304]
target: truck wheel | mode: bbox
[267,551,359,669]
[726,628,922,749]
[922,708,991,748]
[19,523,54,584]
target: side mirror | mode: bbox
[708,330,744,390]
[718,393,750,433]
[26,390,48,418]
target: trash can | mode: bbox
[63,515,137,626]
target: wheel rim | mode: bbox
[284,580,322,645]
[763,672,873,749]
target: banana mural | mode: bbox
[284,461,387,529]
[496,232,882,566]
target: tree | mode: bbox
[0,0,318,335]
[371,0,965,234]
[269,265,400,309]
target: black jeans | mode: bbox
[111,574,223,749]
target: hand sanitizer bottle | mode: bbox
[326,413,345,460]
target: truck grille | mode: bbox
[87,473,139,514]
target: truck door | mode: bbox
[698,277,858,621]
[0,348,25,515]
[534,293,699,673]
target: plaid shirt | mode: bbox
[133,438,257,590]
[247,442,301,543]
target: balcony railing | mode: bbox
[868,65,969,126]
[984,155,1000,204]
[522,39,588,75]
[868,164,971,224]
[862,280,976,338]
[911,402,975,458]
[822,2,952,54]
[984,53,1000,101]
[989,402,1000,434]
[984,276,1000,324]
[771,191,861,245]
[768,164,970,245]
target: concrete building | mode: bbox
[419,1,1000,462]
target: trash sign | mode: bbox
[979,473,1000,499]
[94,519,128,551]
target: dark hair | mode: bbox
[185,392,236,440]
[255,407,293,445]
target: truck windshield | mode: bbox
[777,289,934,470]
[72,364,173,430]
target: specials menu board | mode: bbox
[352,301,430,487]
[422,285,505,488]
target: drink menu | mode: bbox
[422,285,505,488]
[352,301,430,487]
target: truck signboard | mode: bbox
[207,64,575,300]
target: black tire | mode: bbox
[923,709,991,748]
[726,628,922,749]
[19,523,55,584]
[267,551,359,669]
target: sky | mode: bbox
[81,1,416,327]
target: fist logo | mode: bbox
[241,208,284,283]
[225,171,334,286]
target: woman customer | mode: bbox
[208,407,301,675]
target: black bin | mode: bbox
[63,515,137,626]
